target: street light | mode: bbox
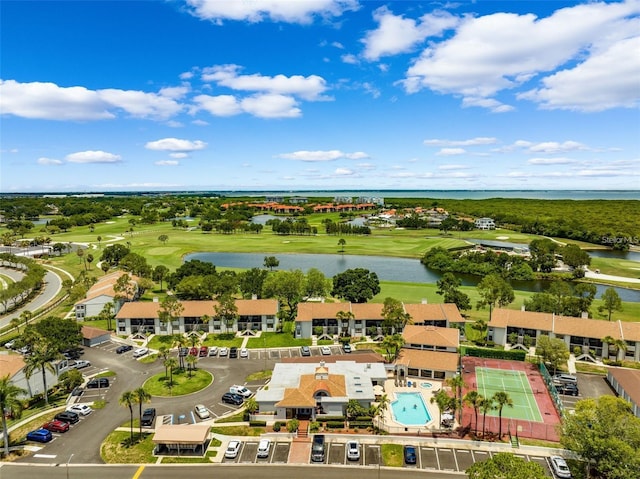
[66,453,74,479]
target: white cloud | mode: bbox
[155,160,179,166]
[65,150,121,164]
[462,97,514,113]
[335,167,355,175]
[193,94,242,116]
[184,0,358,24]
[438,164,469,170]
[331,41,344,49]
[436,148,466,156]
[0,79,183,120]
[145,138,207,152]
[402,1,640,111]
[37,157,63,166]
[424,137,498,147]
[362,7,459,61]
[201,64,329,101]
[170,153,189,159]
[278,150,368,161]
[528,140,588,154]
[528,157,577,165]
[240,93,301,118]
[341,54,359,64]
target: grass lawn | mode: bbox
[143,368,213,397]
[381,443,404,467]
[209,425,265,436]
[246,370,272,381]
[202,335,243,348]
[215,411,246,424]
[100,431,156,464]
[245,332,310,348]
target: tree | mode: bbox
[561,244,591,269]
[535,335,569,375]
[445,374,466,424]
[134,387,152,439]
[560,396,640,479]
[185,354,197,377]
[76,247,86,270]
[244,397,259,416]
[23,341,60,406]
[466,452,547,479]
[19,310,33,327]
[262,269,305,321]
[602,335,627,360]
[304,268,331,299]
[381,333,405,362]
[336,310,354,336]
[430,388,453,429]
[381,297,412,334]
[476,273,514,321]
[346,399,365,419]
[113,273,136,301]
[24,316,82,354]
[0,375,26,457]
[331,268,381,303]
[598,287,623,321]
[164,357,178,387]
[153,265,169,292]
[97,235,102,247]
[159,295,183,335]
[101,261,110,275]
[263,256,279,271]
[238,267,268,299]
[158,234,168,245]
[492,391,513,440]
[214,293,238,334]
[463,391,483,437]
[338,238,346,253]
[371,393,389,432]
[479,396,495,438]
[86,253,94,270]
[58,369,83,392]
[436,272,471,311]
[119,390,136,442]
[100,243,130,267]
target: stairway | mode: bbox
[510,434,519,448]
[296,420,309,440]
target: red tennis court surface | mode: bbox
[461,356,561,442]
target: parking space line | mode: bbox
[452,448,460,471]
[434,447,441,470]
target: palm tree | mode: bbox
[338,238,346,253]
[185,354,197,378]
[119,390,136,442]
[0,375,27,457]
[244,397,259,417]
[336,310,354,337]
[492,391,514,440]
[134,387,152,439]
[19,310,33,327]
[431,389,453,429]
[164,357,178,394]
[9,317,22,334]
[480,397,495,438]
[445,374,466,423]
[381,334,405,362]
[463,391,483,437]
[373,393,390,432]
[23,342,59,406]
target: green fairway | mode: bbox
[475,367,543,422]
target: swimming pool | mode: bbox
[391,392,432,426]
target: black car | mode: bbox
[222,392,244,405]
[55,411,80,424]
[87,377,109,389]
[141,407,156,427]
[557,383,579,396]
[116,344,133,354]
[229,347,238,358]
[404,445,417,465]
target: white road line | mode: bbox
[33,454,57,458]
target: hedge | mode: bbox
[321,415,346,421]
[249,420,266,427]
[349,421,373,428]
[325,421,345,429]
[461,346,526,361]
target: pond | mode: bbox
[184,252,640,302]
[587,249,640,262]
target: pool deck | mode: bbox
[378,378,457,434]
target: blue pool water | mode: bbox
[391,392,432,426]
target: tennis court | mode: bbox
[475,367,543,422]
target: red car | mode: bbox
[189,347,198,356]
[42,419,70,433]
[199,346,208,357]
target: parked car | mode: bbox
[320,346,331,355]
[346,440,360,461]
[342,343,352,353]
[208,346,218,356]
[4,339,16,349]
[194,404,210,419]
[116,344,133,354]
[133,347,149,358]
[86,377,109,389]
[71,386,83,397]
[240,347,248,358]
[229,347,238,358]
[72,360,91,369]
[225,440,241,459]
[221,392,244,405]
[199,346,208,357]
[41,420,70,433]
[311,434,325,462]
[26,428,53,443]
[54,411,80,424]
[189,347,198,356]
[550,455,573,478]
[178,347,189,357]
[552,373,577,385]
[300,345,311,357]
[557,383,579,396]
[229,385,252,398]
[257,439,270,458]
[219,347,228,357]
[404,445,417,465]
[67,403,92,416]
[141,407,156,427]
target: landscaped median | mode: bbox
[142,368,213,397]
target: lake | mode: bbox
[184,252,640,303]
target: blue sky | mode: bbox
[1,0,639,193]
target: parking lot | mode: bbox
[223,440,291,464]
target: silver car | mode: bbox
[550,455,572,478]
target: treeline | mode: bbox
[421,247,535,280]
[387,197,639,248]
[0,253,46,313]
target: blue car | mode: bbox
[404,445,417,465]
[26,428,53,443]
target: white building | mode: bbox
[474,217,496,230]
[74,271,138,320]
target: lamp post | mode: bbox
[66,453,74,479]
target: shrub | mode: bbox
[325,421,345,429]
[287,419,299,433]
[272,422,282,432]
[309,421,320,433]
[249,420,266,427]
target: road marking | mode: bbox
[132,465,145,479]
[33,454,57,458]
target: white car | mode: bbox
[320,346,331,355]
[72,360,91,369]
[194,404,210,420]
[229,385,252,398]
[67,403,92,416]
[224,440,241,459]
[240,348,248,358]
[256,438,270,458]
[133,347,149,358]
[550,456,572,478]
[208,346,218,356]
[346,440,360,461]
[219,347,228,357]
